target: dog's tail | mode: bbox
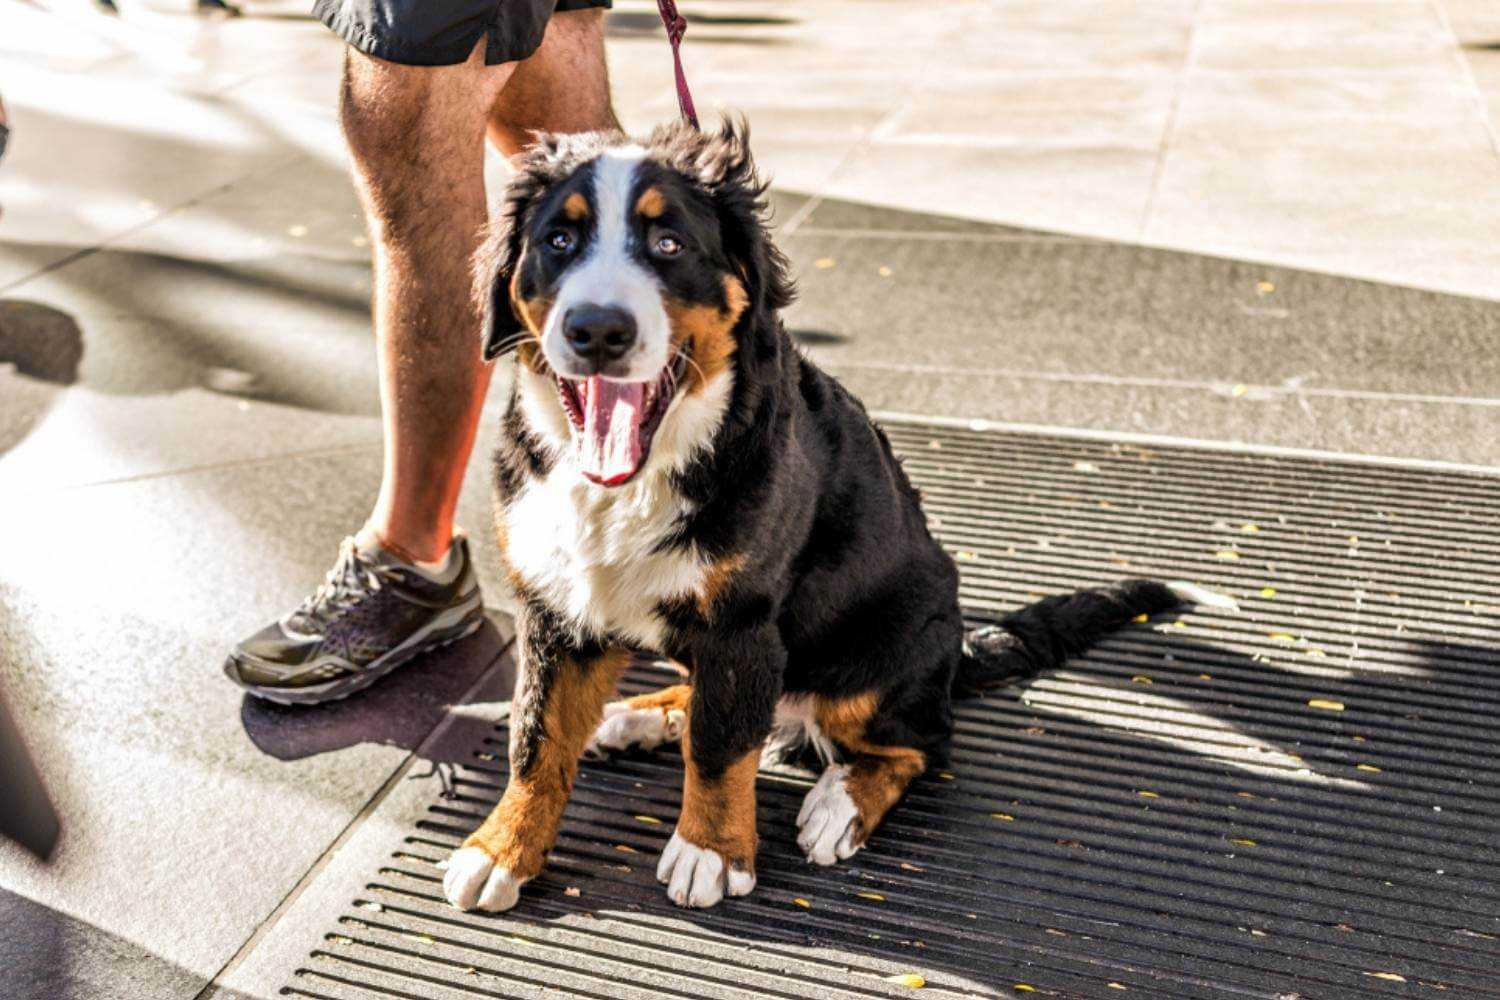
[954,579,1236,697]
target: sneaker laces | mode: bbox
[284,537,394,631]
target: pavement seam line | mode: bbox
[1139,0,1205,241]
[8,440,384,499]
[0,151,306,298]
[871,410,1500,477]
[195,630,517,1000]
[825,359,1500,408]
[1429,0,1500,165]
[789,228,1091,243]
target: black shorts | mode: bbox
[314,0,612,68]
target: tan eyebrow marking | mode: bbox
[563,192,589,221]
[635,187,666,219]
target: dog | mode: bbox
[442,120,1207,913]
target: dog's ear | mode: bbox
[475,214,526,363]
[475,156,556,362]
[668,117,796,316]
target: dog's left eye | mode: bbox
[546,230,575,254]
[653,234,683,257]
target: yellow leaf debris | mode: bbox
[878,266,893,277]
[634,815,663,825]
[1365,972,1407,982]
[1356,764,1382,773]
[858,891,886,902]
[1131,675,1153,684]
[1260,587,1277,597]
[1014,985,1037,993]
[814,257,837,269]
[1137,790,1159,798]
[1256,280,1275,294]
[883,973,926,988]
[1216,549,1240,560]
[1240,523,1259,533]
[793,897,811,908]
[1269,632,1296,643]
[991,812,1015,822]
[900,862,925,872]
[1308,699,1345,711]
[1229,837,1257,847]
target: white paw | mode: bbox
[797,764,863,866]
[583,703,686,758]
[655,830,755,908]
[442,846,525,912]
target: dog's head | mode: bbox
[475,119,793,487]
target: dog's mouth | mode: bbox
[556,351,687,487]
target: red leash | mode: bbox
[654,0,699,128]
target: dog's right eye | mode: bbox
[546,230,575,254]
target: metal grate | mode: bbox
[282,420,1500,999]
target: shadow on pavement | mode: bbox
[606,9,797,40]
[239,613,514,764]
[0,241,377,416]
[0,299,84,459]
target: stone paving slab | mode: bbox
[0,448,513,998]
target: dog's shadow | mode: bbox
[366,629,1500,996]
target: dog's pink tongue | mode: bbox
[579,376,645,486]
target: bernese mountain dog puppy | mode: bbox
[443,120,1209,913]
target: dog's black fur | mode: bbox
[469,120,1180,899]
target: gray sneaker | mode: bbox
[224,536,484,705]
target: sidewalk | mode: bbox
[1,1,1498,997]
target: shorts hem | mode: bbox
[314,0,487,67]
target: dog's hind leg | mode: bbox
[584,683,690,759]
[796,692,927,866]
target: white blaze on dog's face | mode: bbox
[540,147,671,385]
[477,125,784,488]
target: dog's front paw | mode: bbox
[583,703,687,759]
[656,830,755,908]
[797,764,863,866]
[443,846,525,912]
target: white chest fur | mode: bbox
[501,453,708,650]
[502,364,736,649]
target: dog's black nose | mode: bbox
[562,305,636,365]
